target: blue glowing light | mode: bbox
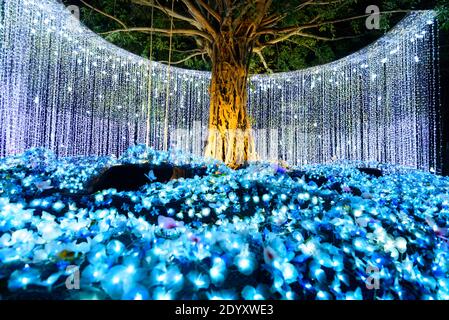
[0,145,448,300]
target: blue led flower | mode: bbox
[0,146,449,300]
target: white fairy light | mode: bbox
[0,0,440,172]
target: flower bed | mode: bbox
[0,146,448,300]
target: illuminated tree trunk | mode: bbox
[204,38,257,169]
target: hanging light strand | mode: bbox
[0,0,441,172]
[145,2,155,147]
[163,0,175,151]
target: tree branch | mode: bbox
[300,9,411,30]
[80,0,127,29]
[180,0,218,40]
[258,30,362,47]
[232,1,257,29]
[287,39,319,55]
[260,13,288,28]
[160,50,206,65]
[131,0,198,26]
[81,0,212,42]
[258,9,410,36]
[296,32,364,42]
[170,47,207,53]
[254,48,272,73]
[257,9,411,47]
[100,27,212,42]
[234,0,273,37]
[195,0,221,22]
[296,0,345,11]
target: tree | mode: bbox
[77,0,446,168]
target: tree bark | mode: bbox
[204,36,257,169]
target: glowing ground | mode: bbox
[0,146,448,300]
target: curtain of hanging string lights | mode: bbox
[0,0,441,172]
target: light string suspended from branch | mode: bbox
[145,1,155,148]
[0,0,441,172]
[163,0,175,152]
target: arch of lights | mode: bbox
[0,0,441,172]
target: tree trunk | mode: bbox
[204,38,257,169]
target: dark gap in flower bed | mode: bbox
[357,168,383,177]
[288,170,328,187]
[86,163,209,193]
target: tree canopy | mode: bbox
[66,0,448,74]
